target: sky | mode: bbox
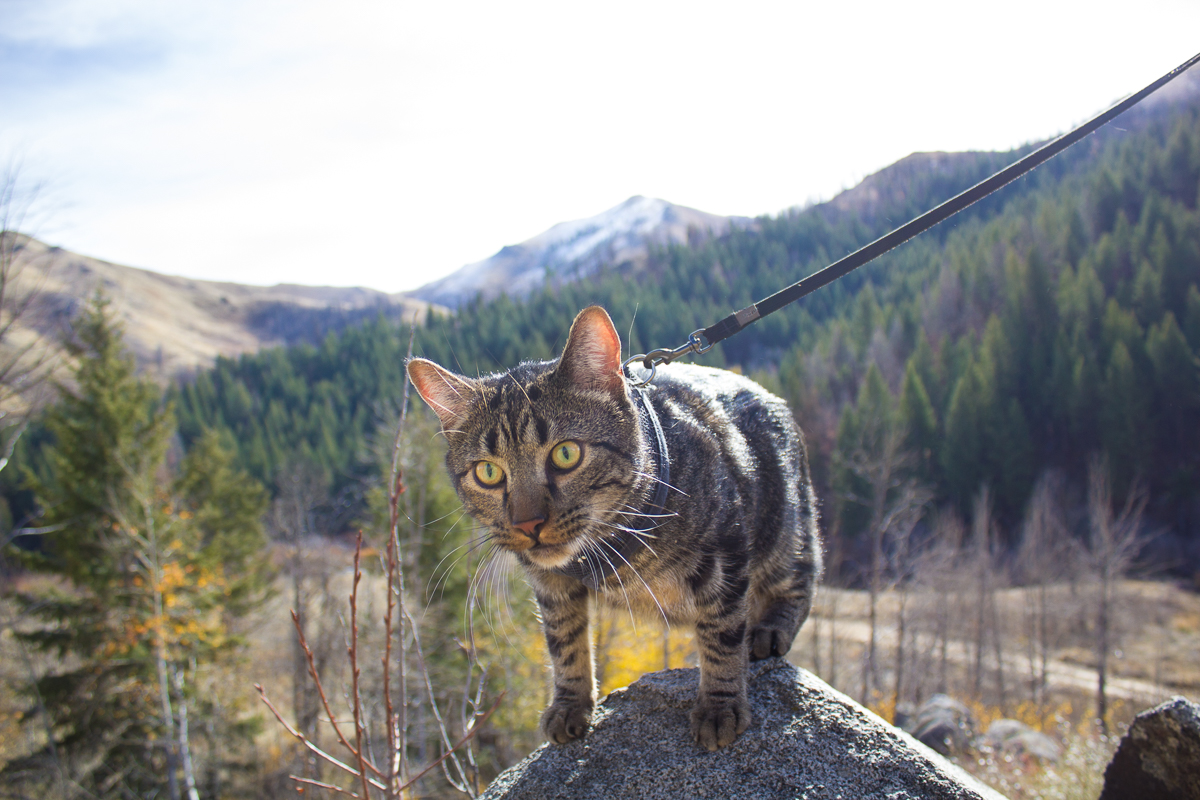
[2,1,1199,294]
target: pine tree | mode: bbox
[1184,284,1200,351]
[5,296,268,799]
[943,363,986,514]
[1146,313,1200,494]
[898,359,937,486]
[1100,342,1151,499]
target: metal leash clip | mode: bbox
[622,329,714,387]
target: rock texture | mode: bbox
[1100,696,1200,800]
[482,660,1006,800]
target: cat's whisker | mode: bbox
[470,561,506,650]
[428,538,475,601]
[475,551,497,637]
[613,507,678,521]
[417,513,477,591]
[623,531,661,559]
[592,506,676,536]
[483,547,519,639]
[586,513,661,532]
[632,470,689,497]
[585,517,662,554]
[423,504,466,530]
[495,551,518,635]
[430,518,488,565]
[602,558,641,633]
[431,427,466,443]
[578,538,640,632]
[479,545,503,618]
[597,535,668,627]
[469,545,510,646]
[428,527,495,603]
[578,541,608,604]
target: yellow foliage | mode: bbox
[866,692,896,724]
[593,608,694,696]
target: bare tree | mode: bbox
[927,511,964,696]
[0,164,55,478]
[838,423,924,704]
[824,521,844,692]
[268,463,339,781]
[1086,455,1148,732]
[967,488,1008,710]
[885,482,933,717]
[1017,471,1069,715]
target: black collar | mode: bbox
[550,383,670,590]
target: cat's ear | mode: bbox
[557,306,625,397]
[407,359,476,430]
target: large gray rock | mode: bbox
[982,720,1061,763]
[1100,696,1200,800]
[482,660,1007,799]
[906,695,979,756]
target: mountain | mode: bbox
[411,196,751,308]
[0,195,744,387]
[1,233,431,384]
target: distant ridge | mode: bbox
[1,233,430,383]
[411,196,752,308]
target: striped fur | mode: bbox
[407,306,821,750]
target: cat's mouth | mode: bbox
[503,535,581,568]
[523,541,572,566]
[498,520,582,567]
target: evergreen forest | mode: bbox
[160,93,1200,568]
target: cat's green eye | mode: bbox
[550,441,582,470]
[474,461,505,486]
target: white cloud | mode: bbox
[2,0,1199,291]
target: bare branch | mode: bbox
[348,535,373,800]
[290,777,362,798]
[289,609,383,777]
[396,692,504,794]
[255,684,387,791]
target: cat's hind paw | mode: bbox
[540,698,593,744]
[690,695,750,751]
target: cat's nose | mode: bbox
[513,516,546,539]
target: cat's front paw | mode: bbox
[749,622,793,660]
[540,697,593,744]
[690,694,751,751]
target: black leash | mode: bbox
[625,50,1200,384]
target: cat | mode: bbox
[406,306,821,750]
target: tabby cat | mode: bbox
[406,306,821,750]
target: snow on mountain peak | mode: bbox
[413,196,740,308]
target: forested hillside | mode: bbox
[45,93,1200,569]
